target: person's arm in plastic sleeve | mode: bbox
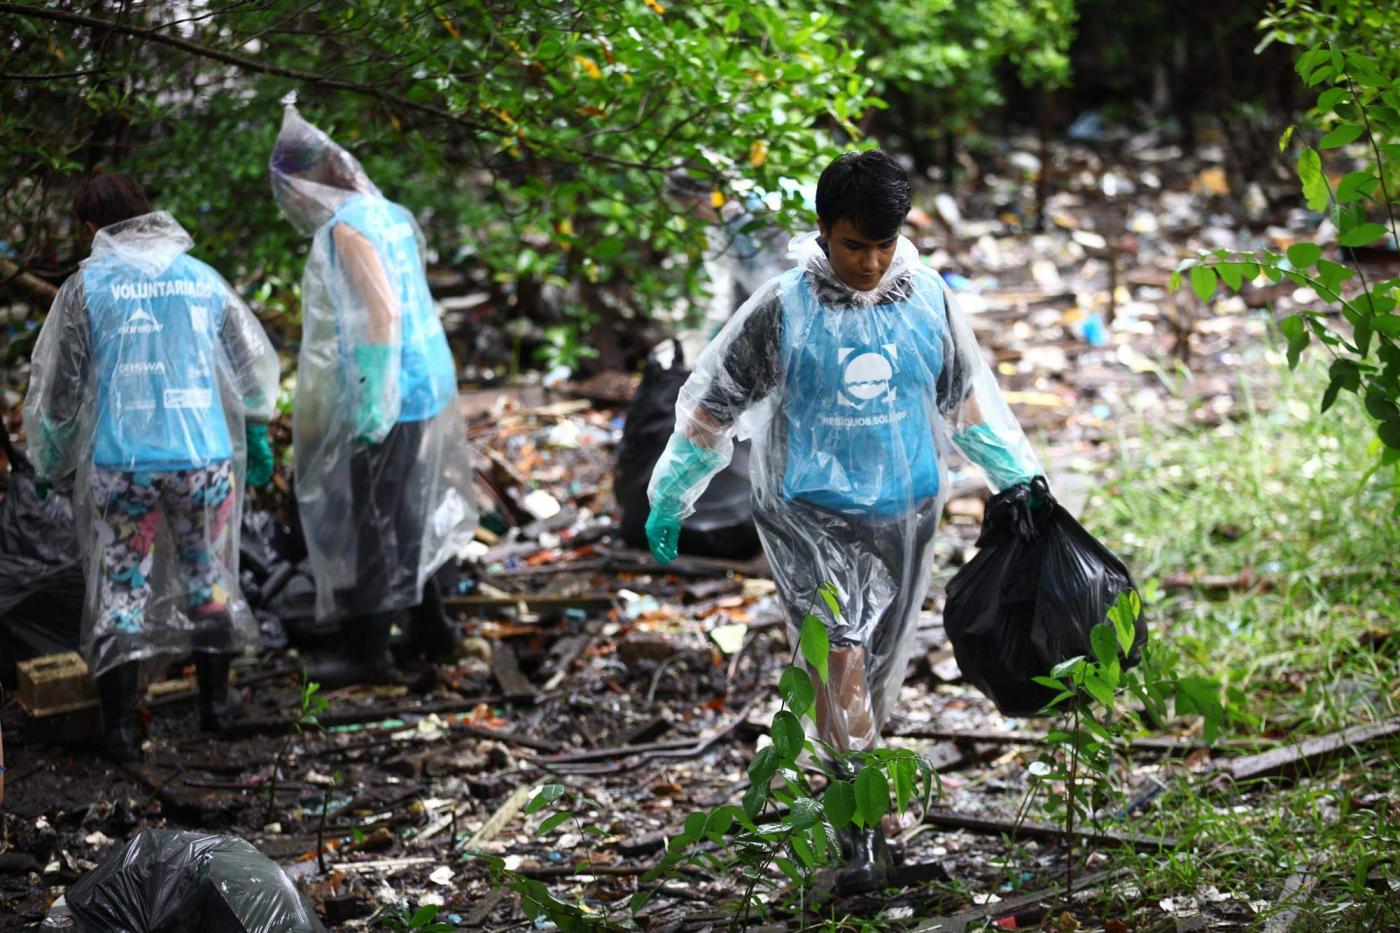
[22,277,91,489]
[646,287,782,563]
[936,275,1042,493]
[333,222,401,444]
[218,282,281,486]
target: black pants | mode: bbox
[341,420,455,656]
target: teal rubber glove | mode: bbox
[35,417,78,481]
[645,509,683,565]
[352,343,396,444]
[646,436,726,564]
[953,423,1037,492]
[245,422,274,487]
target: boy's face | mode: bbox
[818,218,899,291]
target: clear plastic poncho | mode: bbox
[650,232,1041,753]
[270,104,478,621]
[22,212,279,678]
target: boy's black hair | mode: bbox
[815,150,911,240]
[75,171,151,230]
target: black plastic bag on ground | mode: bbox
[944,477,1146,717]
[0,431,84,686]
[616,339,760,560]
[43,829,326,932]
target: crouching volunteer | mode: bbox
[23,172,279,762]
[647,151,1044,893]
[269,102,478,687]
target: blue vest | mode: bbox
[83,254,232,471]
[330,195,456,422]
[778,270,945,516]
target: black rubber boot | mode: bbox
[195,653,243,732]
[96,662,142,764]
[405,573,460,662]
[308,612,398,688]
[835,824,892,896]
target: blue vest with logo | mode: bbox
[778,269,945,516]
[330,195,456,423]
[83,254,232,471]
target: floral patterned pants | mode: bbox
[90,461,235,642]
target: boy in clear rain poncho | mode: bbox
[269,103,478,686]
[648,151,1043,893]
[23,173,279,762]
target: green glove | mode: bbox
[35,417,78,481]
[953,423,1037,492]
[646,436,726,564]
[245,421,274,487]
[352,343,396,444]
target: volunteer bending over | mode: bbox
[647,151,1043,893]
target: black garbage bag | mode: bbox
[616,339,760,560]
[0,431,84,686]
[944,477,1146,717]
[43,829,326,932]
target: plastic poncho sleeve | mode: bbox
[647,281,784,520]
[217,283,279,423]
[22,276,91,484]
[331,221,402,443]
[937,278,1042,491]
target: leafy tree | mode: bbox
[1,0,875,368]
[1175,3,1400,500]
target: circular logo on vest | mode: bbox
[840,350,894,406]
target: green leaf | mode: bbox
[1031,675,1065,690]
[1298,149,1330,211]
[1379,420,1400,450]
[1090,623,1120,669]
[1339,223,1388,247]
[1316,259,1354,295]
[537,810,573,834]
[1217,262,1243,290]
[891,756,916,812]
[1336,171,1379,204]
[799,615,830,685]
[1286,242,1322,268]
[823,779,856,829]
[1050,655,1086,678]
[411,905,440,926]
[1278,125,1296,153]
[854,767,890,825]
[1083,672,1115,708]
[1365,391,1400,423]
[771,711,805,762]
[1190,265,1218,304]
[1374,314,1400,337]
[1320,123,1364,148]
[789,831,817,867]
[525,784,566,815]
[778,666,815,718]
[789,797,823,831]
[774,856,805,886]
[1317,87,1347,111]
[742,782,769,820]
[817,581,841,621]
[1280,314,1311,369]
[748,746,780,787]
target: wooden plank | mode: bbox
[922,807,1176,853]
[892,726,1275,757]
[463,784,534,851]
[1212,719,1400,787]
[444,592,614,611]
